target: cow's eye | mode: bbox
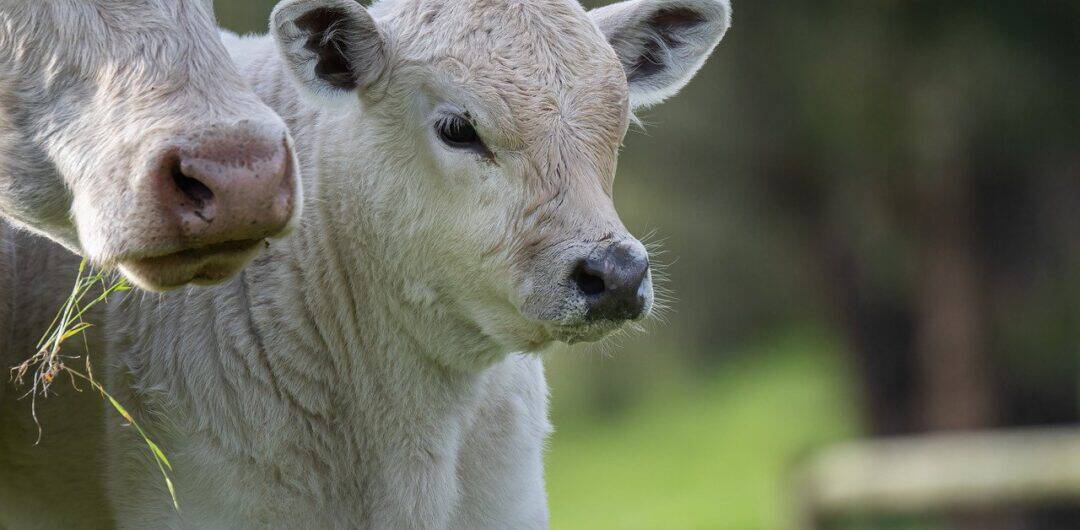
[436,115,489,156]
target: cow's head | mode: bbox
[272,0,728,353]
[0,0,302,290]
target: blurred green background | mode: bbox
[218,2,1080,529]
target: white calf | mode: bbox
[0,0,730,527]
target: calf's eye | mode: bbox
[436,115,490,157]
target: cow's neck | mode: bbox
[200,195,489,434]
[111,238,482,522]
[237,207,495,416]
[162,171,491,521]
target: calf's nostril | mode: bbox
[573,260,606,296]
[574,241,651,322]
[170,162,214,211]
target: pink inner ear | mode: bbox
[295,7,360,90]
[628,7,708,82]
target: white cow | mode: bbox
[0,0,302,291]
[0,0,730,527]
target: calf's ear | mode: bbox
[271,0,387,103]
[590,0,731,109]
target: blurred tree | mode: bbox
[735,2,1080,528]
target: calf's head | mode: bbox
[0,0,301,290]
[274,0,728,352]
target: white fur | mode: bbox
[591,0,731,108]
[0,0,730,527]
[0,0,300,288]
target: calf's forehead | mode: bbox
[385,0,630,155]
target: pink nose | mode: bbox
[154,125,296,246]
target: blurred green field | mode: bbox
[544,332,858,530]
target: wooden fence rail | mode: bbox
[792,427,1080,529]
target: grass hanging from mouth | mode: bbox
[9,259,180,512]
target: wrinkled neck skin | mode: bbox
[108,36,548,527]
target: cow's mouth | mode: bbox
[117,239,264,291]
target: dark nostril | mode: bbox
[576,242,650,322]
[573,260,606,296]
[170,161,214,210]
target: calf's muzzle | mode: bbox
[572,239,650,321]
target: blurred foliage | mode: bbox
[546,331,856,529]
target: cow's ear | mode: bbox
[271,0,387,103]
[590,0,730,109]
